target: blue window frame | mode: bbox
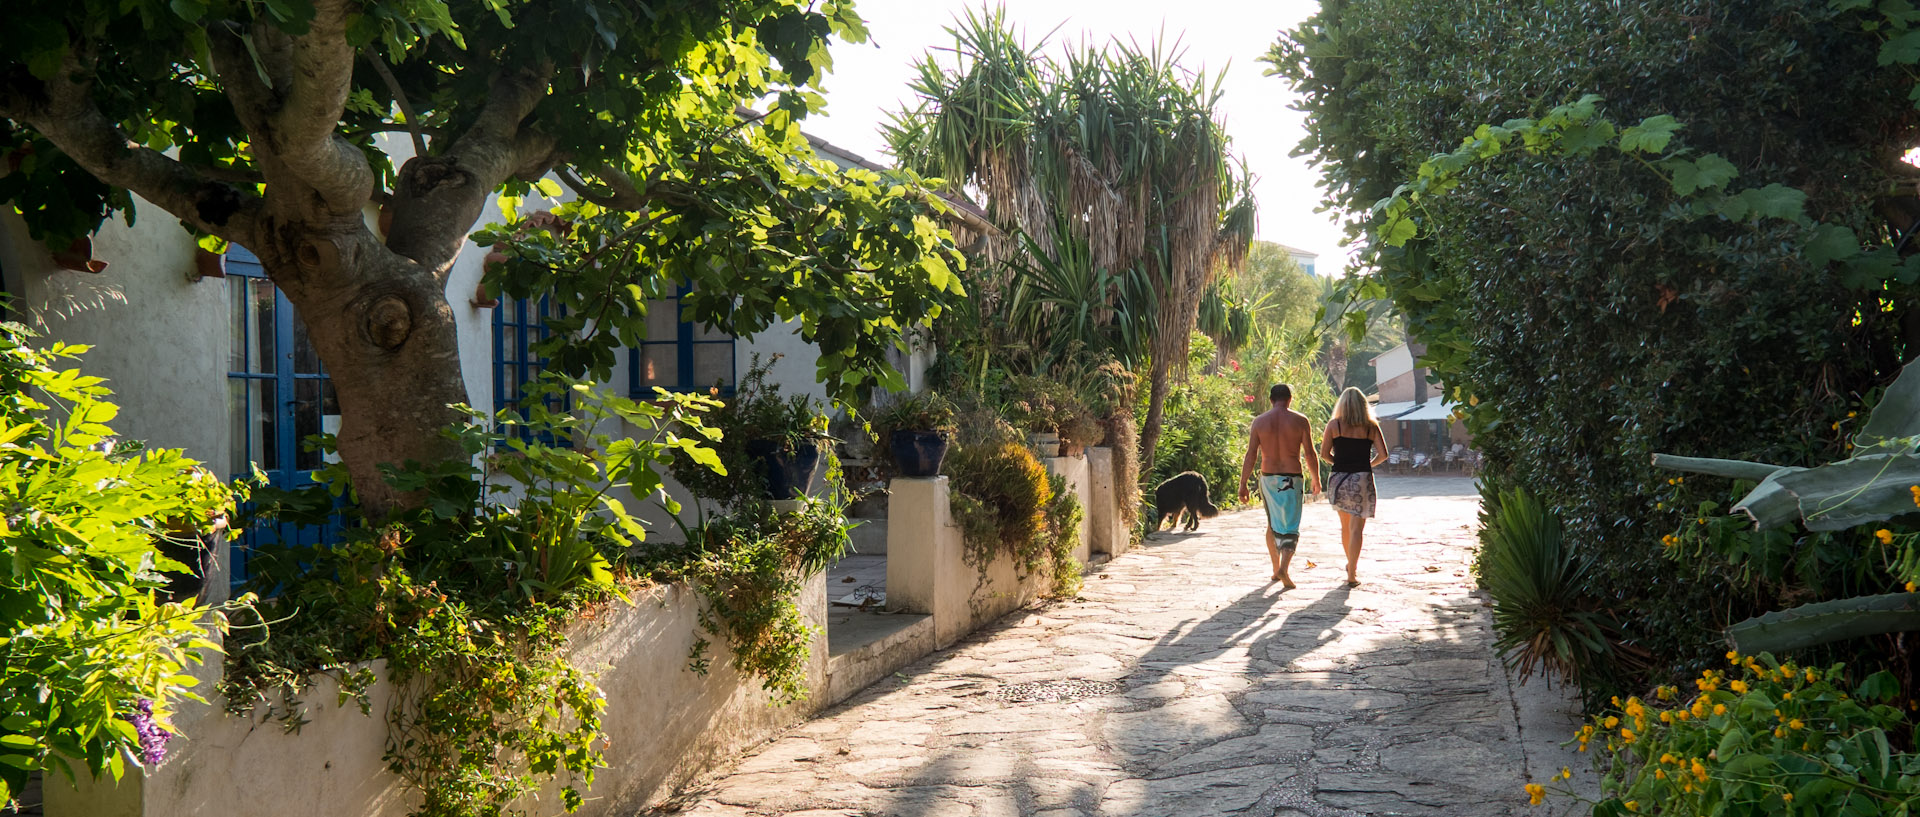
[630,284,736,397]
[226,247,342,585]
[492,295,570,442]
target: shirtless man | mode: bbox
[1237,384,1320,588]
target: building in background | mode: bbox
[1275,243,1319,277]
[1366,341,1475,471]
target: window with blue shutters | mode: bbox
[225,247,342,585]
[492,295,571,442]
[630,283,736,397]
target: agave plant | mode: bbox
[1653,359,1920,652]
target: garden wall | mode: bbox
[46,448,1127,817]
[886,451,1120,649]
[47,574,830,817]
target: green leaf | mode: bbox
[1805,224,1861,267]
[1618,114,1681,154]
[1883,30,1920,65]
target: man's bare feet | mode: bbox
[1281,575,1297,590]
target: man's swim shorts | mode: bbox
[1260,473,1303,551]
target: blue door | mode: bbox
[226,247,341,585]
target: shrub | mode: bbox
[1478,487,1622,688]
[225,378,728,817]
[0,322,234,804]
[1276,0,1910,693]
[1549,653,1917,816]
[948,440,1053,569]
[1042,471,1085,598]
[1145,371,1251,507]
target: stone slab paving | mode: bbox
[657,477,1535,817]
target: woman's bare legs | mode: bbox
[1345,516,1368,585]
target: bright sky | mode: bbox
[804,0,1348,275]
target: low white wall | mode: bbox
[48,573,829,817]
[886,449,1121,649]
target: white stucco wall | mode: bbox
[1,206,231,471]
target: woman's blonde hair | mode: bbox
[1333,387,1379,434]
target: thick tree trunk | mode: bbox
[255,222,470,518]
[1138,352,1172,483]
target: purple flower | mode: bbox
[124,699,172,766]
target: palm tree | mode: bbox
[887,6,1257,464]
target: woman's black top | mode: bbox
[1329,427,1375,473]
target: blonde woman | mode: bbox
[1318,387,1389,586]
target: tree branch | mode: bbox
[4,53,261,246]
[365,54,428,158]
[385,59,555,279]
[270,0,374,215]
[556,163,648,210]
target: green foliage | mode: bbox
[948,440,1054,571]
[1041,471,1085,598]
[663,496,851,704]
[1551,655,1917,816]
[476,143,969,404]
[1144,338,1258,505]
[1004,374,1102,451]
[1477,487,1616,685]
[224,377,725,817]
[0,320,234,804]
[1272,0,1918,692]
[668,356,828,510]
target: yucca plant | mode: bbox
[1480,487,1616,685]
[887,8,1257,468]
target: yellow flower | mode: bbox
[1659,711,1673,723]
[1675,476,1684,484]
[1559,767,1572,781]
[1908,582,1917,593]
[1789,718,1804,730]
[1525,783,1546,806]
[1910,485,1919,508]
[1806,668,1818,683]
[1730,680,1748,694]
[1625,801,1639,812]
[1878,529,1895,544]
[1603,716,1620,729]
[1713,704,1728,716]
[1783,792,1794,803]
[1726,650,1740,663]
[1783,692,1794,701]
[1774,728,1786,738]
[1621,728,1636,744]
[1693,759,1709,780]
[1654,769,1666,779]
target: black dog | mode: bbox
[1154,471,1220,532]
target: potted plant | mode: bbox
[1007,375,1077,457]
[872,391,958,477]
[672,356,834,505]
[741,391,832,501]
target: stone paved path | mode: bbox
[664,477,1533,817]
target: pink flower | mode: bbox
[1229,359,1241,371]
[1243,394,1255,403]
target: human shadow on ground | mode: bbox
[868,552,1361,816]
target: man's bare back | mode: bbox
[1250,407,1318,482]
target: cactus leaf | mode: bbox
[1855,360,1920,454]
[1649,453,1785,482]
[1731,467,1808,530]
[1728,592,1920,654]
[1772,452,1920,531]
